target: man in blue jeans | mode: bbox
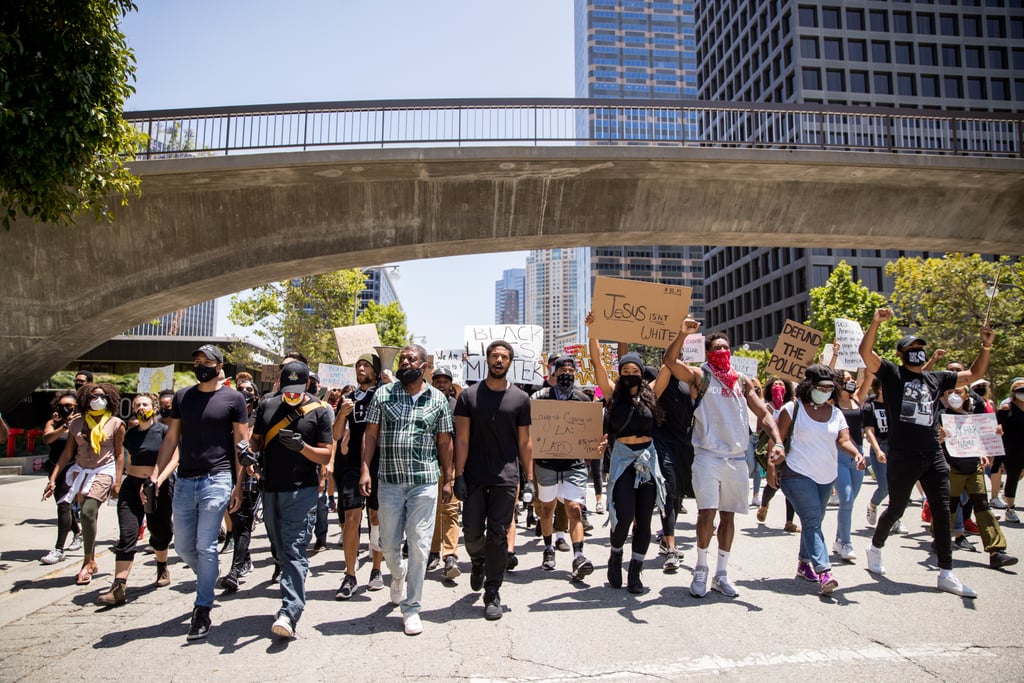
[249,360,333,639]
[151,344,249,641]
[360,344,454,636]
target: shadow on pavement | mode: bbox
[312,600,401,636]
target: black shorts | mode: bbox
[334,465,379,511]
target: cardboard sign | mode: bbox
[463,325,545,386]
[590,276,692,348]
[431,348,466,387]
[545,343,618,389]
[333,324,382,364]
[834,318,866,371]
[941,413,1005,458]
[682,334,705,363]
[530,400,604,460]
[137,365,174,394]
[767,320,824,384]
[261,363,280,388]
[317,363,356,390]
[732,356,760,381]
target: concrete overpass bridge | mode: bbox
[2,98,1023,411]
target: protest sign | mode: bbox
[834,318,866,371]
[590,276,692,348]
[767,320,824,384]
[261,363,280,388]
[431,348,466,386]
[137,365,174,394]
[317,363,356,390]
[546,343,619,388]
[940,413,1005,458]
[732,355,759,381]
[682,334,705,363]
[333,324,382,365]
[463,325,545,385]
[530,400,604,460]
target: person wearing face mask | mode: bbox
[756,377,799,533]
[664,318,782,599]
[939,385,1017,569]
[827,367,872,562]
[39,391,82,564]
[995,378,1024,524]
[220,378,261,592]
[156,389,175,423]
[587,314,666,594]
[771,365,865,595]
[859,308,995,597]
[150,344,249,640]
[73,370,93,391]
[96,394,179,605]
[529,355,596,583]
[44,383,125,586]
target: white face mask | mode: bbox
[811,389,832,405]
[89,397,108,412]
[947,394,964,410]
[1015,390,1024,401]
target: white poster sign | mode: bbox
[834,318,866,371]
[317,363,356,390]
[463,325,545,385]
[137,365,174,394]
[682,334,705,363]
[941,413,1005,459]
[732,356,760,380]
[431,348,466,386]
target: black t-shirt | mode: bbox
[254,395,334,492]
[124,422,168,468]
[997,402,1024,460]
[172,385,249,478]
[455,381,531,487]
[653,379,695,445]
[337,385,379,474]
[863,400,889,445]
[840,403,864,444]
[530,385,590,472]
[605,396,655,440]
[875,359,956,452]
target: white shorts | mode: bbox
[692,452,749,514]
[534,464,587,505]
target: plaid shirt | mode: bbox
[365,381,454,485]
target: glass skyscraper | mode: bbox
[494,268,526,324]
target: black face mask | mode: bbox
[556,373,575,390]
[620,375,642,390]
[396,366,423,385]
[58,404,75,418]
[194,364,219,383]
[307,382,320,396]
[159,407,172,419]
[904,349,927,366]
[844,380,857,393]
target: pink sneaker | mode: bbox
[818,570,838,595]
[796,561,819,582]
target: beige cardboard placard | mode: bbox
[333,324,382,365]
[767,319,824,384]
[261,363,281,387]
[590,276,692,348]
[530,400,604,460]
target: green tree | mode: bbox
[228,270,367,366]
[806,260,901,362]
[1,1,146,230]
[888,253,1024,395]
[357,300,413,348]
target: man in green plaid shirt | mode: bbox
[360,344,454,636]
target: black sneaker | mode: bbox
[426,552,441,572]
[239,559,254,577]
[219,536,234,554]
[312,541,327,553]
[555,538,571,552]
[570,555,594,581]
[542,548,556,570]
[483,590,502,620]
[505,552,518,571]
[443,554,462,579]
[402,541,409,559]
[219,572,239,592]
[990,550,1019,569]
[470,560,485,591]
[954,536,977,552]
[335,574,357,600]
[271,564,282,584]
[187,606,211,640]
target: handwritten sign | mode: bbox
[333,324,382,364]
[682,334,705,363]
[530,400,604,460]
[261,363,281,388]
[732,355,759,381]
[590,276,692,348]
[318,363,356,390]
[463,325,545,385]
[767,320,824,384]
[137,365,174,394]
[834,318,866,371]
[941,413,1005,459]
[543,343,618,389]
[431,348,466,386]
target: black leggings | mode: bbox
[655,438,691,536]
[230,485,260,573]
[610,464,657,557]
[1003,457,1024,500]
[589,458,603,498]
[113,475,174,562]
[53,464,80,549]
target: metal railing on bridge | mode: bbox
[125,98,1024,160]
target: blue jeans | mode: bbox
[780,472,833,573]
[869,448,889,506]
[746,433,762,498]
[262,486,317,625]
[172,471,233,608]
[834,451,864,546]
[377,480,437,616]
[315,488,329,544]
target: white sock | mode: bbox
[696,546,709,569]
[716,549,730,575]
[939,568,952,580]
[369,525,380,552]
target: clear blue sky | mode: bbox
[121,1,575,351]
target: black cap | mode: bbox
[432,363,454,380]
[804,364,835,385]
[618,352,644,372]
[280,361,310,393]
[192,344,224,364]
[552,355,576,370]
[896,335,926,351]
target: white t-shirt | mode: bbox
[782,401,848,485]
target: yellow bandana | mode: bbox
[85,410,111,455]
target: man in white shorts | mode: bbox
[530,356,595,582]
[664,321,783,598]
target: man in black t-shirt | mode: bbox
[250,361,333,639]
[859,308,994,598]
[151,344,249,641]
[453,340,533,620]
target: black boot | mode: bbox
[607,550,623,588]
[627,559,644,594]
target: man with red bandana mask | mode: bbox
[664,319,783,599]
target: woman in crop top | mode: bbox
[39,391,82,565]
[96,394,179,606]
[44,383,125,586]
[586,312,665,595]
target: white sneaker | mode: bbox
[40,549,65,565]
[989,497,1007,510]
[866,544,886,575]
[838,543,857,562]
[711,573,739,597]
[891,519,906,534]
[866,506,878,527]
[402,613,423,636]
[1005,508,1020,523]
[689,565,709,598]
[390,570,405,606]
[751,495,761,508]
[67,534,82,552]
[937,573,977,598]
[829,493,839,506]
[271,614,294,639]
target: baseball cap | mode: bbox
[192,344,224,364]
[551,355,576,370]
[280,361,310,393]
[432,363,454,380]
[896,335,926,351]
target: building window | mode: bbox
[944,76,963,98]
[1015,49,1024,70]
[942,45,961,67]
[870,10,889,32]
[989,47,1007,69]
[850,70,869,93]
[826,69,845,92]
[940,14,959,35]
[824,38,843,60]
[893,12,911,33]
[1013,17,1024,39]
[874,72,893,94]
[917,14,935,35]
[991,78,1010,100]
[987,17,1006,38]
[800,37,819,58]
[965,46,985,68]
[802,67,821,89]
[848,39,867,61]
[898,73,917,96]
[846,8,865,30]
[895,42,914,64]
[822,7,841,29]
[798,5,817,28]
[919,44,937,66]
[921,74,940,97]
[963,14,982,37]
[872,41,891,63]
[967,77,986,99]
[1015,79,1024,102]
